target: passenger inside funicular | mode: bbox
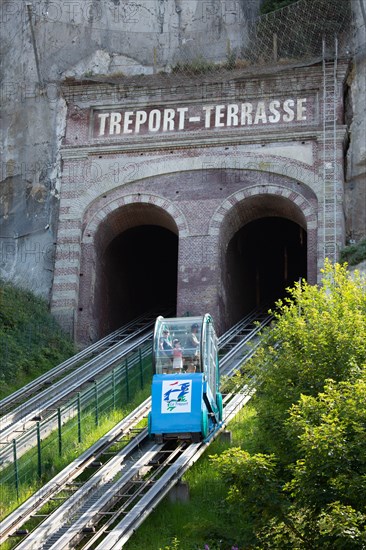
[155,318,202,374]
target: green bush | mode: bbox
[209,262,366,547]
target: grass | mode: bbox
[0,386,150,550]
[0,280,75,398]
[123,405,258,550]
[171,57,219,75]
[0,279,155,548]
[0,280,259,548]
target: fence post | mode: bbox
[273,33,278,62]
[139,347,144,389]
[12,439,19,500]
[95,381,99,426]
[153,46,157,74]
[112,368,116,410]
[125,358,129,401]
[37,422,42,479]
[58,408,62,456]
[77,392,82,443]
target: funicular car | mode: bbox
[148,314,223,443]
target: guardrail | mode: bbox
[0,341,152,513]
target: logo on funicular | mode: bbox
[161,380,192,414]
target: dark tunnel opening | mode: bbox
[226,217,307,324]
[103,225,178,333]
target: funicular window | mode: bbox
[202,319,217,397]
[153,316,203,374]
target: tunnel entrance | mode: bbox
[103,225,178,333]
[226,217,307,324]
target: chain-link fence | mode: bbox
[80,0,353,99]
[0,342,152,518]
[169,0,352,77]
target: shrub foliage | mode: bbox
[211,261,366,547]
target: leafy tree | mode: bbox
[211,262,366,547]
[251,261,366,461]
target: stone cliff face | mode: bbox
[0,0,365,305]
[0,0,260,301]
[345,0,366,243]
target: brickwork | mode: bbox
[51,62,350,343]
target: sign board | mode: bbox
[161,379,192,413]
[92,97,309,138]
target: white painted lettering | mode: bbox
[135,110,147,133]
[202,105,214,128]
[177,107,188,130]
[227,104,239,126]
[297,98,307,121]
[109,112,121,134]
[148,109,161,132]
[268,100,281,123]
[283,99,295,122]
[254,101,267,124]
[241,103,253,125]
[163,108,175,131]
[98,113,110,136]
[94,96,310,138]
[215,105,226,127]
[123,111,134,134]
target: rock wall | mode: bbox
[346,0,366,242]
[1,0,365,312]
[0,0,260,305]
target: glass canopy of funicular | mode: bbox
[153,316,207,375]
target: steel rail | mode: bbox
[45,441,184,550]
[91,388,255,550]
[0,398,152,545]
[219,313,273,374]
[0,332,153,444]
[0,308,268,441]
[0,342,152,467]
[0,335,150,435]
[0,312,271,548]
[9,387,253,550]
[0,312,270,467]
[0,310,163,417]
[218,306,270,349]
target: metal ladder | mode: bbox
[322,35,339,263]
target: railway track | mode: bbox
[0,390,254,550]
[0,310,173,446]
[0,311,270,548]
[0,311,161,421]
[0,308,270,448]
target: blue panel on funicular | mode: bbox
[148,314,223,442]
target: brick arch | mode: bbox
[209,183,317,245]
[60,153,318,222]
[210,182,318,330]
[81,191,189,246]
[75,193,189,343]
